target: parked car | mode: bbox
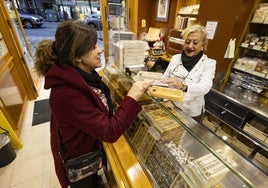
[84,14,103,30]
[84,14,110,30]
[17,10,44,28]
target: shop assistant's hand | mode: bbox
[161,78,184,90]
[127,80,153,101]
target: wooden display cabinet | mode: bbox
[166,29,183,56]
[0,0,38,136]
[174,0,200,30]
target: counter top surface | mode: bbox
[211,82,268,119]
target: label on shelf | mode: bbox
[252,45,262,51]
[241,43,249,48]
[252,71,266,78]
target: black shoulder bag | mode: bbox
[57,130,103,183]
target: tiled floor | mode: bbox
[0,78,60,188]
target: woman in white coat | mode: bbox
[162,24,216,122]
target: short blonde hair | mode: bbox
[181,24,208,50]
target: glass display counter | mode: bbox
[102,63,267,188]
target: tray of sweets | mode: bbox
[222,124,237,137]
[136,127,161,163]
[153,118,180,134]
[150,143,182,183]
[147,155,170,187]
[160,129,185,145]
[125,114,144,140]
[131,120,150,148]
[202,116,219,132]
[254,148,268,169]
[146,109,171,123]
[150,141,194,184]
[152,118,185,144]
[165,142,194,168]
[142,103,170,125]
[230,137,254,156]
[161,101,188,125]
[243,123,268,142]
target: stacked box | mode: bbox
[125,114,144,141]
[231,133,255,156]
[254,148,268,169]
[136,127,161,163]
[131,120,151,149]
[142,103,185,144]
[181,151,236,188]
[114,40,149,70]
[111,31,135,43]
[243,117,268,142]
[202,114,220,132]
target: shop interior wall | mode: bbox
[137,0,178,44]
[136,0,200,50]
[197,0,257,75]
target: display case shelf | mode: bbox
[204,109,268,152]
[232,67,268,79]
[239,46,268,55]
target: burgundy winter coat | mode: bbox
[44,64,142,187]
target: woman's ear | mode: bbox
[202,42,207,51]
[75,58,82,63]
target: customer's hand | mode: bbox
[127,80,153,101]
[162,78,184,89]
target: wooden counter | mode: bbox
[103,135,153,188]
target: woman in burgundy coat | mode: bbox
[34,21,152,188]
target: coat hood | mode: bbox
[44,64,88,92]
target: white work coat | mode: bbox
[163,53,216,117]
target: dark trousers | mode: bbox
[69,174,103,188]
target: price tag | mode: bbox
[241,43,249,48]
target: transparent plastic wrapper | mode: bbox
[148,85,184,102]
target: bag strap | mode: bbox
[0,126,9,135]
[57,128,102,163]
[57,129,66,162]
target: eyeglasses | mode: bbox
[171,64,192,80]
[171,72,192,80]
